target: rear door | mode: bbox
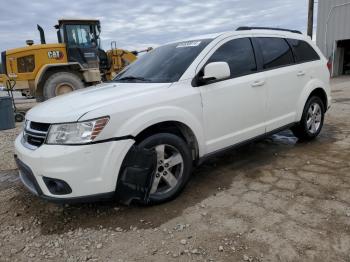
[287,38,322,93]
[199,37,267,153]
[253,37,298,132]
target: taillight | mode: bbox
[327,61,332,72]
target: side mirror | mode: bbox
[202,62,230,81]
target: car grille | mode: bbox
[22,121,50,149]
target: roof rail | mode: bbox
[236,26,302,34]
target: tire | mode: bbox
[15,112,25,122]
[43,72,84,101]
[35,96,45,102]
[137,133,193,205]
[291,96,325,141]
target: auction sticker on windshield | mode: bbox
[176,41,201,48]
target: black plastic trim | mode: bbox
[115,145,157,205]
[45,135,135,146]
[236,26,302,34]
[285,38,297,64]
[251,37,264,71]
[14,155,43,195]
[85,135,135,145]
[43,176,72,195]
[40,191,115,204]
[197,123,297,166]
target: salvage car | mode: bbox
[14,27,331,204]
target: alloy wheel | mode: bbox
[306,102,322,134]
[150,144,184,196]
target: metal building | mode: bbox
[316,0,350,76]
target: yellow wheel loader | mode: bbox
[0,19,151,101]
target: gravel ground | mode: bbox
[1,78,350,261]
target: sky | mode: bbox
[0,0,315,52]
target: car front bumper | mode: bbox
[14,133,134,201]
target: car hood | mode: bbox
[26,82,172,123]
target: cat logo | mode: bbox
[48,50,64,60]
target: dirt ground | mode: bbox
[1,77,350,262]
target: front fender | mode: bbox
[118,106,206,157]
[34,62,82,88]
[296,78,329,121]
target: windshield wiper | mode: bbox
[116,76,151,82]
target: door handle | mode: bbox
[251,80,265,87]
[297,71,306,77]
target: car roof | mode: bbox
[169,29,307,45]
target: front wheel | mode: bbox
[291,96,325,141]
[138,133,193,204]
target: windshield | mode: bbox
[114,39,212,83]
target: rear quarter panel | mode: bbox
[295,39,330,120]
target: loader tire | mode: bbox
[43,72,84,101]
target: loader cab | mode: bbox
[56,19,101,69]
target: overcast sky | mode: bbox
[0,0,315,52]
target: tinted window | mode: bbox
[114,39,212,83]
[287,39,320,63]
[207,38,257,78]
[256,37,294,69]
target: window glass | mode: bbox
[66,25,95,48]
[114,39,212,83]
[256,37,294,69]
[287,39,320,63]
[207,38,257,78]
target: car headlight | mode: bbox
[46,117,109,145]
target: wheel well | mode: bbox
[36,66,84,97]
[134,121,199,161]
[308,88,328,110]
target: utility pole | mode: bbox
[307,0,315,38]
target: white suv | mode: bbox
[14,27,331,204]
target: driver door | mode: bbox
[199,37,267,153]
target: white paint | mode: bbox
[203,62,230,81]
[15,29,330,200]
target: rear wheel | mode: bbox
[43,72,84,100]
[291,96,325,141]
[138,133,192,204]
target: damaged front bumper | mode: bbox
[14,133,157,205]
